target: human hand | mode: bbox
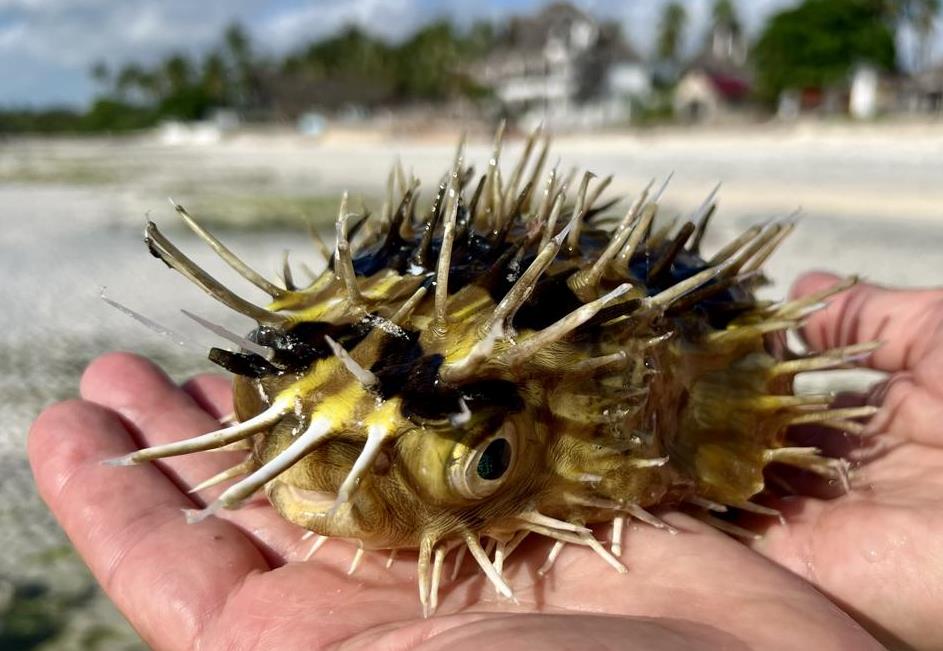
[29,352,880,650]
[755,272,943,650]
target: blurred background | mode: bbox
[2,0,942,648]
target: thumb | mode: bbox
[790,271,943,374]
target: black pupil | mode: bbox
[476,438,512,481]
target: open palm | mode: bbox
[28,273,927,651]
[752,272,943,651]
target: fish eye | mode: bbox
[477,438,511,480]
[449,422,517,500]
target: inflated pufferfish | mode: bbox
[108,126,877,617]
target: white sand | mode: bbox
[1,123,941,647]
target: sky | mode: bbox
[0,0,935,108]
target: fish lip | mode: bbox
[278,483,338,516]
[269,480,385,544]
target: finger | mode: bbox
[206,521,878,651]
[866,372,943,446]
[785,392,875,459]
[80,352,307,560]
[180,373,319,559]
[181,373,232,421]
[340,613,750,651]
[79,353,244,500]
[492,513,880,650]
[28,399,267,650]
[791,272,943,373]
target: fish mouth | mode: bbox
[282,484,337,515]
[267,479,383,542]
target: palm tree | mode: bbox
[710,0,743,62]
[202,52,229,102]
[656,2,687,63]
[882,0,940,70]
[90,61,110,86]
[909,0,940,71]
[222,23,257,111]
[712,0,741,36]
[115,63,158,103]
[161,54,193,95]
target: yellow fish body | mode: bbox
[111,128,875,616]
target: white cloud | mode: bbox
[0,1,260,67]
[0,0,487,106]
[1,0,941,107]
[260,0,419,50]
[0,0,264,104]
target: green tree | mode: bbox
[752,0,897,103]
[161,54,193,95]
[7,16,500,133]
[295,24,392,80]
[913,0,940,70]
[281,20,492,107]
[656,2,687,62]
[80,99,154,131]
[712,0,741,36]
[466,20,497,58]
[114,63,159,103]
[201,52,229,103]
[282,25,396,107]
[222,23,259,110]
[395,21,464,100]
[223,23,252,68]
[90,61,110,86]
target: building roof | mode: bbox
[494,2,640,62]
[504,2,592,53]
[684,22,751,82]
[705,71,750,100]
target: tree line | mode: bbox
[656,0,937,103]
[0,21,497,134]
[1,0,940,133]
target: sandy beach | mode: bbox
[1,122,941,648]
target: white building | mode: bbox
[849,64,880,120]
[474,3,650,129]
[673,18,752,123]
